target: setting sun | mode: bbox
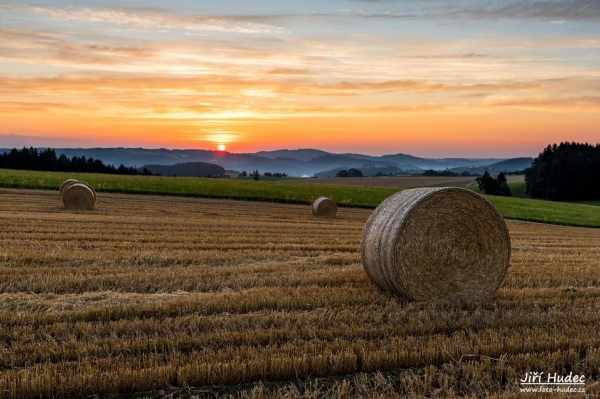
[217,144,226,151]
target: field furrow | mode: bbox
[1,189,599,398]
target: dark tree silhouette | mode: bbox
[347,168,363,177]
[525,142,600,201]
[476,171,512,197]
[0,147,149,175]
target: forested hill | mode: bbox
[143,162,225,177]
[0,147,146,175]
[1,147,529,177]
[525,142,600,201]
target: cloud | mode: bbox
[0,28,159,72]
[201,130,240,143]
[409,53,490,59]
[279,79,545,96]
[267,68,311,75]
[1,2,598,126]
[460,0,600,22]
[344,0,600,21]
[0,4,290,34]
[7,73,597,108]
[0,74,550,100]
[0,101,69,113]
[484,95,600,112]
[0,133,99,147]
[0,29,59,41]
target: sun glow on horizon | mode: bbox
[217,144,226,151]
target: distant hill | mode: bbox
[50,148,216,168]
[1,146,533,177]
[314,165,407,178]
[143,162,225,177]
[487,157,533,172]
[449,157,534,175]
[254,149,330,162]
[379,154,504,170]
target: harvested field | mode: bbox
[1,188,600,398]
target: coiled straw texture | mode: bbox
[361,187,510,303]
[312,197,337,217]
[59,179,79,196]
[62,182,96,210]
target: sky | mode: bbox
[0,0,599,157]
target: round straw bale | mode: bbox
[59,179,79,196]
[62,183,96,210]
[361,187,510,303]
[77,181,97,202]
[312,197,337,217]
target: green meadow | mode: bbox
[1,169,599,228]
[572,200,600,207]
[0,169,397,208]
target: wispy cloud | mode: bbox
[201,130,240,143]
[0,4,290,34]
[0,74,556,97]
[484,94,600,112]
[4,73,597,121]
[408,53,490,59]
[0,133,101,147]
[455,0,600,22]
[267,68,311,75]
[345,0,600,21]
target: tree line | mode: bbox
[525,142,600,201]
[336,168,363,177]
[423,169,474,177]
[476,171,512,196]
[0,147,153,175]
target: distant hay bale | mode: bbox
[361,187,510,303]
[312,197,337,217]
[59,179,79,196]
[60,179,97,202]
[62,183,96,210]
[78,181,97,202]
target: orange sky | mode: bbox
[1,2,599,157]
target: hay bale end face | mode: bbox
[78,181,97,202]
[361,187,511,303]
[312,197,337,217]
[59,179,79,196]
[62,183,96,210]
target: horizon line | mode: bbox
[0,144,536,160]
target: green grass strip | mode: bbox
[482,195,600,228]
[0,169,397,209]
[2,169,599,228]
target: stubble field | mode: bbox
[1,188,600,398]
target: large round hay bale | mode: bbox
[62,183,96,210]
[312,197,337,217]
[59,179,79,196]
[361,187,510,303]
